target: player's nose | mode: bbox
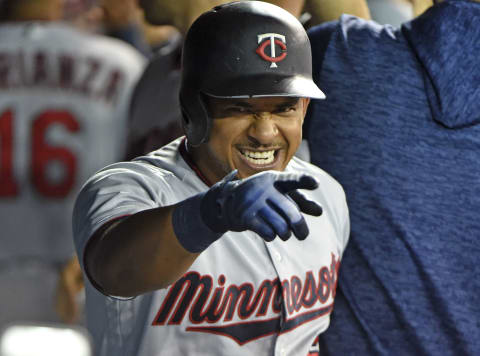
[248,112,278,144]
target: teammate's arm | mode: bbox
[83,171,322,298]
[55,255,84,323]
[304,0,371,24]
[411,0,434,17]
[262,0,305,17]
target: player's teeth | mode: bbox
[241,150,275,164]
[243,150,274,158]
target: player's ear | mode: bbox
[301,98,310,117]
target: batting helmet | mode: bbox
[180,0,325,146]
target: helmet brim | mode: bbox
[203,75,326,100]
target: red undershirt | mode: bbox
[178,137,214,187]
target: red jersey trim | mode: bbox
[178,137,213,187]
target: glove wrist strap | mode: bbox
[172,193,223,253]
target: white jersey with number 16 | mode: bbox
[0,22,145,326]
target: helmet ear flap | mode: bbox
[180,92,211,147]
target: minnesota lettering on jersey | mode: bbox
[0,50,124,104]
[152,253,340,345]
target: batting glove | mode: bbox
[172,170,322,253]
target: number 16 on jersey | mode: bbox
[0,108,80,198]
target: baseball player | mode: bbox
[128,0,291,161]
[0,0,145,326]
[73,2,349,355]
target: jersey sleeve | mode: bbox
[72,161,174,272]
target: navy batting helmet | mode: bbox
[180,0,325,146]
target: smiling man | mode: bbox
[72,1,349,355]
[193,96,309,181]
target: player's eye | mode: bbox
[275,106,296,114]
[226,106,249,114]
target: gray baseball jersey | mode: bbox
[73,137,350,356]
[0,22,145,326]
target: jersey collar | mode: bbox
[178,137,213,187]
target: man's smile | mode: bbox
[235,146,284,171]
[240,149,276,165]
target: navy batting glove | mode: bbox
[173,170,322,253]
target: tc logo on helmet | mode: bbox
[256,33,287,68]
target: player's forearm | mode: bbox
[305,0,371,23]
[87,207,199,297]
[262,0,306,17]
[412,0,434,17]
[85,169,323,297]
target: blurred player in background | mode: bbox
[366,0,413,26]
[364,0,434,27]
[0,0,145,326]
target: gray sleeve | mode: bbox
[72,161,174,271]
